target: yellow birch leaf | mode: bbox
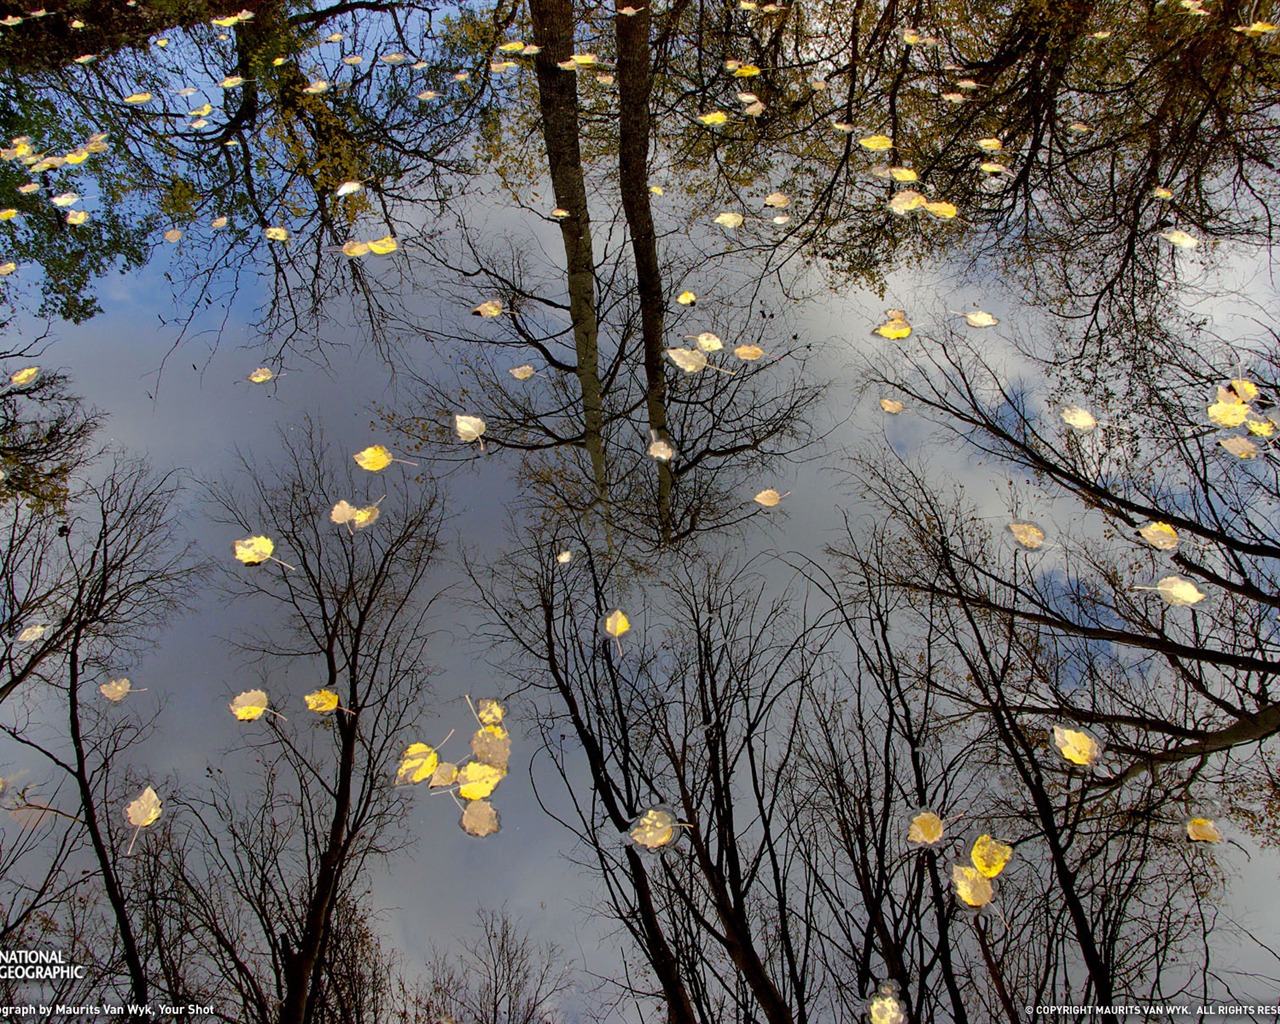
[477,698,505,725]
[0,209,16,219]
[1052,725,1100,766]
[907,811,944,844]
[342,241,370,257]
[1231,378,1259,402]
[304,80,329,94]
[351,504,380,529]
[923,200,958,220]
[975,137,1002,151]
[980,161,1008,174]
[124,92,152,104]
[498,40,525,51]
[66,210,88,225]
[1161,229,1198,249]
[455,414,486,443]
[473,299,503,317]
[970,834,1012,878]
[734,344,765,360]
[2,260,20,275]
[1135,575,1207,606]
[1186,817,1223,842]
[676,290,697,305]
[1151,186,1173,199]
[353,445,393,471]
[763,191,789,207]
[630,808,678,849]
[51,192,79,207]
[714,212,744,228]
[605,609,630,638]
[667,348,708,373]
[1138,522,1179,550]
[874,316,912,340]
[859,134,893,151]
[957,310,999,327]
[649,436,675,461]
[1220,436,1259,458]
[366,235,397,254]
[1247,417,1275,437]
[164,228,183,243]
[1208,392,1248,427]
[461,799,500,837]
[1008,522,1045,549]
[649,185,664,195]
[690,332,723,352]
[188,103,213,117]
[1060,406,1096,431]
[304,689,340,713]
[698,111,729,125]
[229,689,269,721]
[754,488,788,507]
[880,398,904,414]
[556,550,573,564]
[397,742,439,784]
[233,536,275,565]
[733,63,761,76]
[509,364,536,380]
[456,762,505,799]
[953,864,993,906]
[126,786,162,828]
[887,190,924,215]
[16,625,46,642]
[264,227,289,241]
[99,678,136,702]
[211,216,228,228]
[247,367,273,384]
[9,366,38,386]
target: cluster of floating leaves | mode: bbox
[397,699,510,838]
[953,833,1013,908]
[1206,378,1273,459]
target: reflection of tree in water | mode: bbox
[0,0,1278,1021]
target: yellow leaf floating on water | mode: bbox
[477,698,505,725]
[353,445,393,471]
[366,235,397,254]
[1139,521,1179,550]
[1136,575,1206,607]
[873,166,918,182]
[455,414,486,445]
[976,137,1002,151]
[330,499,381,531]
[164,228,183,243]
[970,834,1012,878]
[880,398,904,414]
[714,211,744,228]
[698,111,729,125]
[1247,417,1275,437]
[1152,186,1174,200]
[687,332,722,352]
[124,92,152,104]
[219,75,244,88]
[874,312,912,339]
[953,864,994,906]
[754,488,788,507]
[605,609,630,638]
[1235,20,1278,35]
[956,310,999,327]
[859,134,893,151]
[397,742,439,784]
[923,200,957,220]
[1052,725,1101,766]
[510,364,536,380]
[907,811,944,844]
[667,348,709,373]
[763,191,789,208]
[342,241,370,257]
[211,216,228,229]
[1220,436,1258,459]
[1208,389,1249,427]
[99,677,139,702]
[126,786,161,828]
[473,299,503,317]
[304,689,340,713]
[556,550,573,564]
[629,807,678,849]
[980,161,1008,174]
[456,762,505,800]
[1186,817,1223,842]
[1160,229,1198,249]
[247,367,273,384]
[66,210,87,225]
[676,290,697,305]
[229,689,270,721]
[733,63,761,77]
[0,262,16,275]
[264,227,289,241]
[649,436,675,461]
[1008,522,1046,549]
[233,536,275,565]
[9,366,38,386]
[16,624,46,642]
[51,192,79,207]
[887,191,924,215]
[734,344,765,360]
[461,799,500,837]
[1060,406,1096,431]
